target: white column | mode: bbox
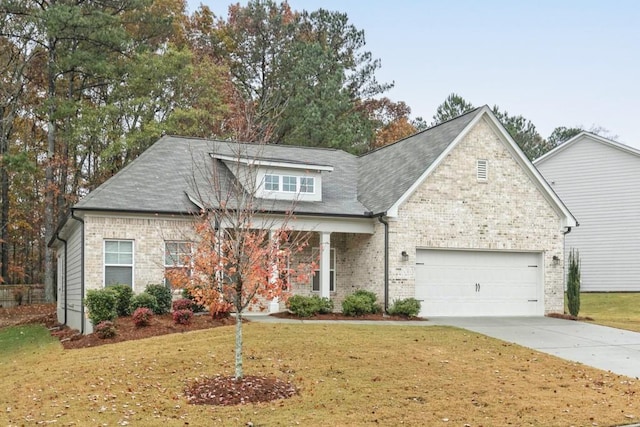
[268,230,280,313]
[319,231,331,299]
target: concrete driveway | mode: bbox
[428,316,640,379]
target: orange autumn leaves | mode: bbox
[165,213,315,316]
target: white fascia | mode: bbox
[211,153,334,172]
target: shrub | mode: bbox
[342,290,382,317]
[109,284,134,316]
[209,299,233,319]
[132,307,153,327]
[287,295,334,317]
[95,320,117,339]
[182,287,206,312]
[567,249,581,317]
[129,292,159,314]
[172,298,194,312]
[85,289,117,326]
[144,284,172,314]
[173,309,193,325]
[387,298,421,317]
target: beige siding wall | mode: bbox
[391,118,566,313]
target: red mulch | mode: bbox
[51,312,235,349]
[547,312,594,321]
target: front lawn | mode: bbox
[574,292,640,332]
[0,322,638,426]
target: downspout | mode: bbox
[376,213,389,313]
[53,232,68,325]
[70,210,85,334]
[562,227,572,294]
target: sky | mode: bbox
[186,0,640,148]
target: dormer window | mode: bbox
[265,174,279,191]
[300,177,314,193]
[263,174,316,195]
[283,175,297,192]
[210,153,331,202]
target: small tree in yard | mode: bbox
[167,142,314,381]
[567,249,581,317]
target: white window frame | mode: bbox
[164,241,192,288]
[311,247,336,292]
[282,175,297,192]
[299,176,315,193]
[264,174,280,191]
[104,239,134,287]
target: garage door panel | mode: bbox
[415,250,542,317]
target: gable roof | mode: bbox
[71,105,576,228]
[357,107,483,214]
[534,132,640,165]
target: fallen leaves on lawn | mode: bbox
[185,375,297,406]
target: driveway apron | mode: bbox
[428,316,640,379]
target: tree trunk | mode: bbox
[43,37,57,302]
[234,310,243,380]
[0,105,9,283]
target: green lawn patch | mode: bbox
[0,324,59,360]
[577,292,640,332]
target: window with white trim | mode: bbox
[264,174,279,191]
[299,176,314,193]
[477,159,488,182]
[311,247,336,292]
[164,241,191,288]
[282,175,297,192]
[104,240,133,287]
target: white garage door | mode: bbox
[415,250,543,317]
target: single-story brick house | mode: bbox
[534,132,640,291]
[51,106,576,333]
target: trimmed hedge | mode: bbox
[109,284,133,316]
[342,290,382,317]
[287,295,334,317]
[85,289,117,326]
[144,284,172,314]
[387,298,421,317]
[129,292,159,314]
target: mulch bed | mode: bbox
[547,312,594,321]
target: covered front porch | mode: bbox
[264,215,381,313]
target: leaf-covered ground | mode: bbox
[1,303,640,426]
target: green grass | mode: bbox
[577,292,640,332]
[0,323,639,426]
[0,324,59,361]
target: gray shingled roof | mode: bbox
[75,136,370,216]
[357,107,482,213]
[74,108,482,217]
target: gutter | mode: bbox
[70,210,85,334]
[375,213,389,312]
[53,232,68,325]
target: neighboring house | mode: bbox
[51,106,576,334]
[534,132,640,292]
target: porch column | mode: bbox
[319,231,331,299]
